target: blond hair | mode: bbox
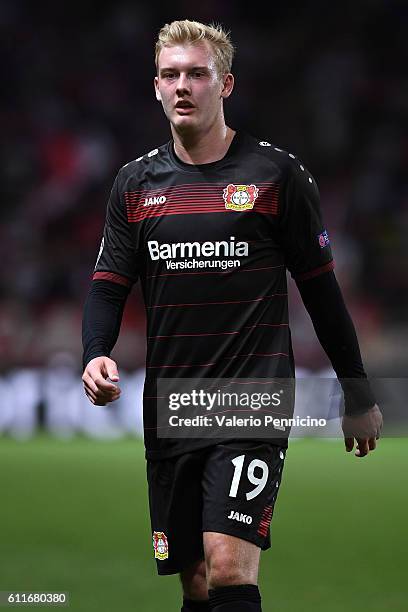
[155,19,235,78]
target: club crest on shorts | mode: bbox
[152,531,168,560]
[223,184,259,211]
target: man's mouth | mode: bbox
[175,100,195,109]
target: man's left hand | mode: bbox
[342,404,383,458]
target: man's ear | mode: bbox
[221,73,234,99]
[154,76,161,101]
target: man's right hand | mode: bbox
[82,356,121,406]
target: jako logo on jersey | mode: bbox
[144,195,167,207]
[152,531,169,560]
[148,237,249,260]
[223,184,259,211]
[227,510,253,525]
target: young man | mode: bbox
[82,20,383,612]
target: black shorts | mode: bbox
[146,440,286,575]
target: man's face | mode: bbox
[154,41,233,134]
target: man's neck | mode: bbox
[172,123,236,165]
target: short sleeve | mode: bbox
[278,161,334,281]
[92,169,139,288]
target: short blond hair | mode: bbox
[155,19,235,78]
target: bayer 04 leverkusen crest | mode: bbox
[223,184,259,211]
[152,531,169,560]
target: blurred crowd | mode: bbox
[0,0,407,377]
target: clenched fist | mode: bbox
[82,356,121,406]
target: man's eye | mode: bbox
[192,72,204,78]
[163,73,176,79]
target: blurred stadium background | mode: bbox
[0,1,407,610]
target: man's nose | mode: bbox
[176,73,191,94]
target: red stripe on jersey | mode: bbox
[126,182,279,196]
[147,362,217,369]
[146,264,285,279]
[244,323,289,328]
[223,352,289,359]
[126,209,278,222]
[294,260,335,282]
[92,271,132,287]
[126,206,279,222]
[147,293,287,309]
[124,182,280,223]
[147,323,288,339]
[146,352,288,369]
[148,331,241,339]
[125,191,279,202]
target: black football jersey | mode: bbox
[93,131,334,459]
